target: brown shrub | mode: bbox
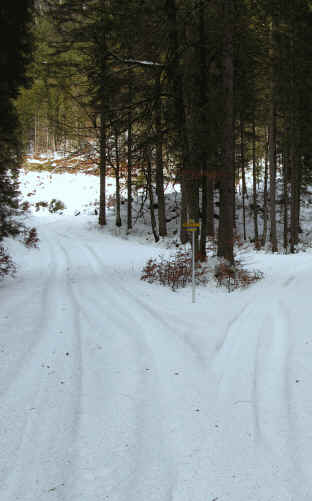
[141,250,208,290]
[23,227,40,248]
[214,261,263,292]
[0,247,16,279]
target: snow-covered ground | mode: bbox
[1,168,312,500]
[20,169,108,216]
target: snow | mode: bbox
[1,168,312,500]
[20,169,105,215]
[125,58,163,66]
[25,151,67,163]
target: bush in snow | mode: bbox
[35,201,48,211]
[20,201,31,212]
[0,246,16,279]
[141,250,209,291]
[142,251,263,292]
[214,260,263,292]
[107,194,116,208]
[48,199,65,213]
[23,227,39,248]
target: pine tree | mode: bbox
[217,0,235,264]
[0,0,33,240]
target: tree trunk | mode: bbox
[155,72,167,237]
[207,173,215,237]
[289,20,301,254]
[199,0,208,258]
[114,131,121,227]
[145,148,159,243]
[127,99,133,231]
[34,112,38,154]
[261,131,269,246]
[290,142,295,253]
[240,118,247,241]
[201,165,208,258]
[180,178,188,244]
[283,151,288,251]
[269,16,278,252]
[296,164,301,243]
[217,0,235,264]
[166,0,189,244]
[97,25,108,227]
[98,109,106,226]
[290,146,301,252]
[269,108,277,252]
[252,115,259,245]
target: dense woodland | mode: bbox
[0,0,33,241]
[1,0,312,266]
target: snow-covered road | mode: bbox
[1,216,312,500]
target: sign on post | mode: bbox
[183,220,200,303]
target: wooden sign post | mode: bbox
[183,220,200,303]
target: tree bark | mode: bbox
[166,0,189,244]
[98,109,106,226]
[252,115,259,244]
[180,178,188,243]
[114,131,121,227]
[290,144,301,252]
[240,118,247,241]
[155,72,167,237]
[269,107,277,252]
[283,151,288,251]
[127,82,133,231]
[289,20,301,254]
[145,148,159,243]
[261,131,269,246]
[207,172,215,237]
[269,16,278,252]
[199,0,208,258]
[217,0,235,264]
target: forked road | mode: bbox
[0,217,311,500]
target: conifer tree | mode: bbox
[0,0,33,240]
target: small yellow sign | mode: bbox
[183,220,200,228]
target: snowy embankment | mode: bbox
[0,168,312,500]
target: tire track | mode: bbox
[83,242,211,369]
[255,301,291,451]
[55,236,220,500]
[252,300,311,499]
[0,237,57,396]
[0,231,83,501]
[0,235,62,492]
[77,242,219,500]
[56,236,179,501]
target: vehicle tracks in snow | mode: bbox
[81,238,312,500]
[2,219,311,500]
[0,236,57,396]
[84,241,210,369]
[209,293,309,500]
[51,233,180,500]
[45,233,216,500]
[0,229,83,501]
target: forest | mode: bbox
[2,2,312,499]
[2,0,312,267]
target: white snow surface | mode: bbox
[20,169,106,215]
[1,170,312,500]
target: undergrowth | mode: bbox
[141,250,263,292]
[214,261,264,292]
[0,247,16,279]
[48,199,66,213]
[23,227,40,248]
[141,250,209,290]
